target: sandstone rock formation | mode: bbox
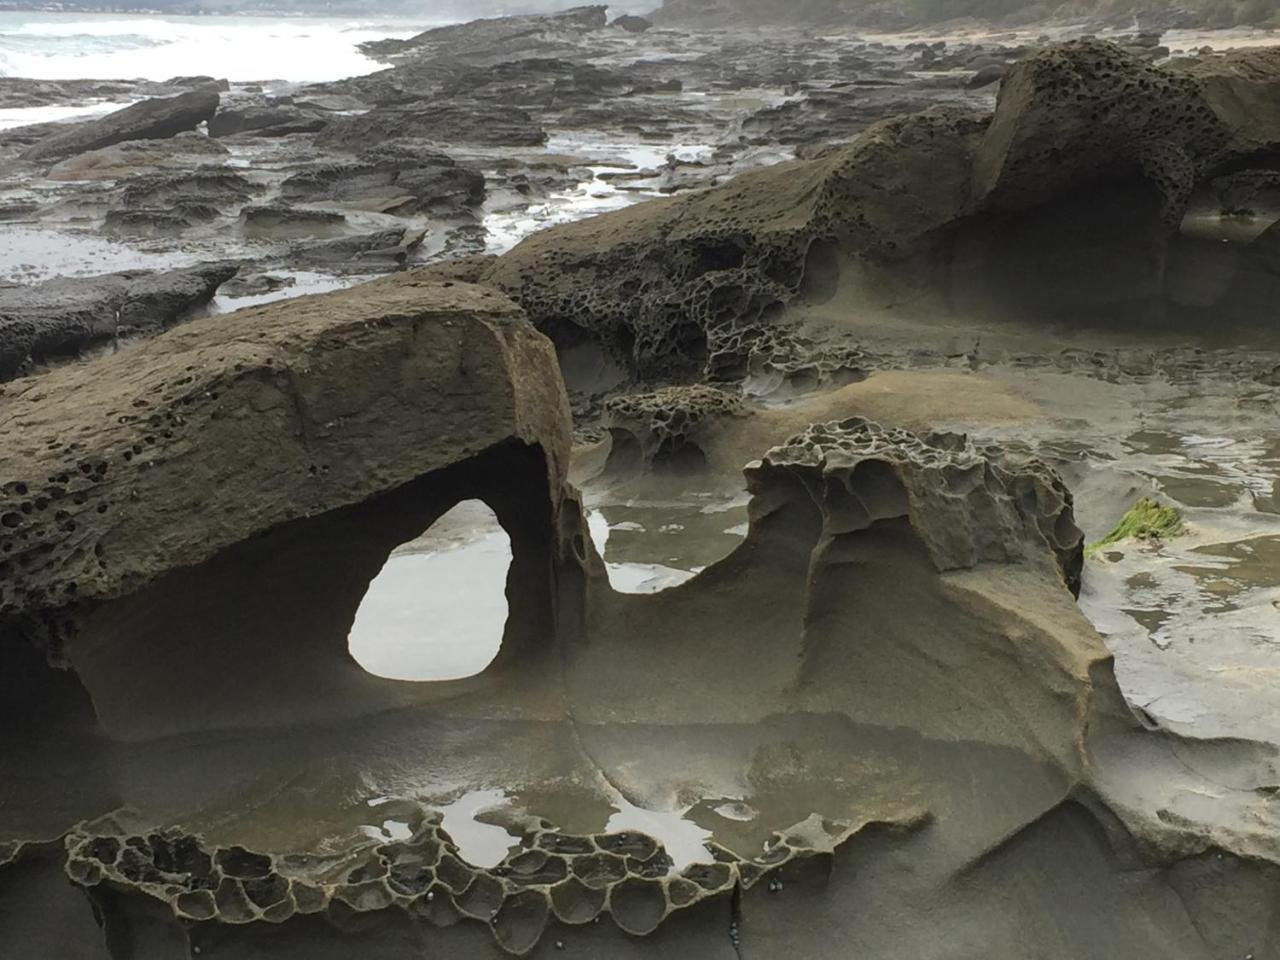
[476,42,1280,383]
[481,104,988,379]
[360,4,608,63]
[317,102,548,150]
[0,262,237,382]
[0,274,569,625]
[4,31,1280,960]
[3,344,1276,954]
[279,147,485,218]
[603,385,746,473]
[19,89,221,163]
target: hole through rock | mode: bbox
[347,499,511,681]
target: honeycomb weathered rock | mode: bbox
[746,417,1084,595]
[480,42,1280,382]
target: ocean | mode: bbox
[0,11,441,84]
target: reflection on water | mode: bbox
[346,500,510,682]
[437,789,520,869]
[586,489,749,594]
[605,796,715,872]
[1121,430,1277,510]
[1174,536,1280,615]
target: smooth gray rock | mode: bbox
[19,90,220,163]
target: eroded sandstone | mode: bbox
[478,42,1280,383]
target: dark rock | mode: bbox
[0,262,237,380]
[438,58,638,107]
[165,75,230,92]
[1210,169,1280,214]
[316,102,546,149]
[207,105,327,138]
[0,120,75,152]
[0,78,141,110]
[612,14,653,32]
[279,146,484,218]
[19,90,220,163]
[104,204,220,235]
[240,204,347,239]
[360,5,608,62]
[287,228,426,271]
[117,168,257,209]
[218,273,295,298]
[967,64,1007,89]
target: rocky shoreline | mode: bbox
[2,6,1280,959]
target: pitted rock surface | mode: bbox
[0,262,237,382]
[0,273,570,622]
[604,386,746,468]
[974,40,1280,222]
[480,43,1280,382]
[484,106,986,380]
[747,418,1084,594]
[61,807,890,954]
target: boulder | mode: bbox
[0,263,237,381]
[360,4,608,63]
[116,168,257,208]
[612,13,653,32]
[279,145,484,217]
[286,227,426,271]
[43,131,228,181]
[207,104,327,138]
[19,90,220,164]
[973,40,1280,219]
[316,102,547,149]
[239,204,346,239]
[0,275,569,622]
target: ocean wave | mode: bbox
[0,33,170,53]
[0,13,429,82]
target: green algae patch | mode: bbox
[1086,498,1183,557]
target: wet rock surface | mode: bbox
[2,305,1277,953]
[3,10,1280,960]
[0,7,1015,296]
[0,273,567,619]
[0,262,236,381]
[18,89,221,163]
[474,41,1280,384]
[278,147,485,218]
[317,102,549,149]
